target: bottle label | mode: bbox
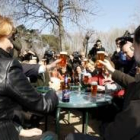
[62,90,70,102]
[64,76,68,84]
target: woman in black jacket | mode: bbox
[0,15,58,140]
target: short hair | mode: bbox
[0,15,14,38]
[96,39,101,43]
[115,37,122,43]
[134,25,140,44]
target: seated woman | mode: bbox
[50,67,63,80]
[86,60,95,74]
[0,15,58,140]
[88,61,125,97]
[75,66,82,83]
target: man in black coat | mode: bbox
[88,40,105,62]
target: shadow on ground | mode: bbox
[40,110,101,140]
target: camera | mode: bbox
[44,50,54,58]
[118,36,133,48]
[44,50,54,64]
[72,51,81,69]
[116,31,133,49]
[73,51,80,59]
[22,52,38,62]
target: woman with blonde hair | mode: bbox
[0,15,58,140]
[0,15,14,38]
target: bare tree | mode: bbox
[1,0,98,51]
[130,5,140,32]
[83,30,94,57]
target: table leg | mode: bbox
[45,116,48,131]
[55,107,61,135]
[82,111,89,134]
[68,110,70,123]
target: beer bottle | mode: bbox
[71,71,75,86]
[62,74,70,102]
[74,74,79,86]
[60,80,65,90]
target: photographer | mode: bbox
[69,51,81,70]
[111,35,136,77]
[43,50,55,64]
[88,39,105,62]
[111,37,128,71]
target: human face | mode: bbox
[81,52,85,59]
[61,67,66,74]
[96,41,102,48]
[134,40,140,65]
[102,67,110,77]
[116,40,121,48]
[70,55,73,60]
[81,61,85,67]
[76,66,82,74]
[0,37,13,53]
[86,63,95,72]
[122,42,134,60]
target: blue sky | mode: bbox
[39,0,139,33]
[88,0,139,31]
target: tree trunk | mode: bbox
[58,0,64,51]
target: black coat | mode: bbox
[22,63,40,83]
[0,48,58,140]
[88,46,105,62]
[104,70,140,140]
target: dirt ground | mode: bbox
[41,109,101,140]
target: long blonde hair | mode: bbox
[0,15,14,38]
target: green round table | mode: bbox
[36,86,50,93]
[56,91,112,135]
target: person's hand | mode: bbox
[28,50,36,55]
[97,85,105,91]
[46,59,61,70]
[103,78,113,85]
[136,66,140,74]
[49,77,61,91]
[116,47,120,53]
[99,59,115,74]
[104,52,108,57]
[70,55,74,60]
[19,128,42,137]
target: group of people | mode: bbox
[1,14,140,140]
[65,28,140,140]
